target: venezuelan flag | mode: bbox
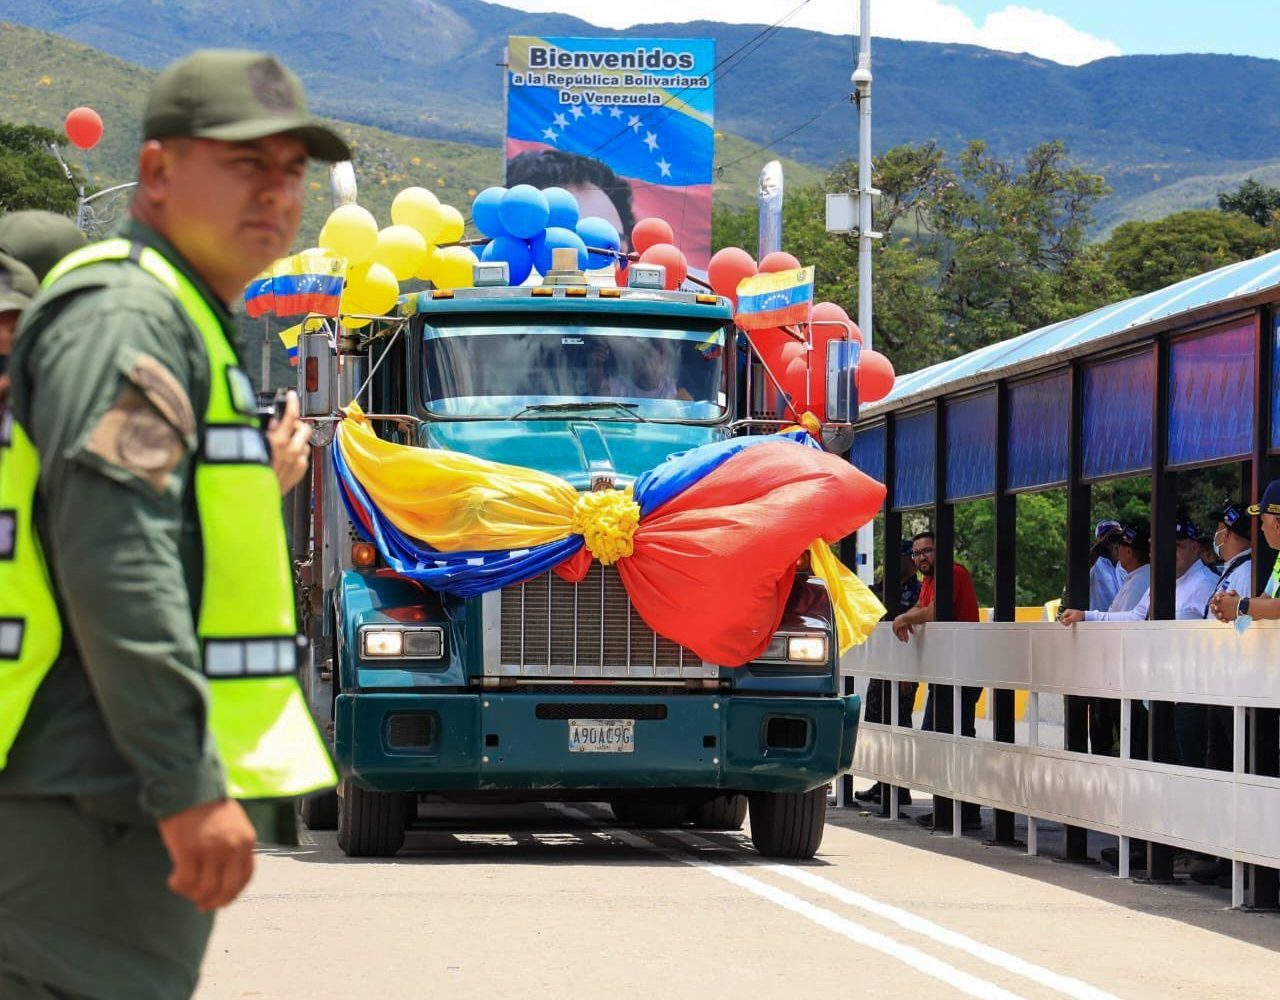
[734,266,815,330]
[271,251,346,317]
[333,406,886,665]
[244,270,275,318]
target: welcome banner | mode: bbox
[505,36,716,271]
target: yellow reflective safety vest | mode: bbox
[0,239,336,800]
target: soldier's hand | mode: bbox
[1058,608,1085,626]
[157,798,257,912]
[267,390,311,495]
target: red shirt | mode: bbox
[918,563,980,622]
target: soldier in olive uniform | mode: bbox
[0,51,348,999]
[0,252,38,406]
[0,210,88,282]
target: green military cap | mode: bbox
[0,251,39,314]
[0,211,87,282]
[144,49,350,162]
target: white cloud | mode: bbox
[492,0,1122,66]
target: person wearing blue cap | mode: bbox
[1089,519,1124,611]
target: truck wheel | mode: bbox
[299,789,338,831]
[607,799,635,824]
[403,793,419,829]
[748,787,827,859]
[336,779,406,857]
[622,801,690,829]
[691,794,747,831]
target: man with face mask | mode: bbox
[1210,481,1280,626]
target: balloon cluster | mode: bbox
[617,218,689,291]
[470,185,622,284]
[705,245,897,418]
[318,187,477,329]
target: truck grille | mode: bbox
[487,563,715,679]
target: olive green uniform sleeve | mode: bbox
[23,282,226,819]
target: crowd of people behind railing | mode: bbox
[860,481,1280,887]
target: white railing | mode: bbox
[841,620,1280,909]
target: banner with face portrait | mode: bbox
[505,36,716,271]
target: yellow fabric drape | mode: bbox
[808,540,885,654]
[338,405,579,551]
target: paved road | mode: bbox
[196,798,1280,1000]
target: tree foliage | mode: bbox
[1099,209,1276,295]
[0,121,81,215]
[1218,177,1280,227]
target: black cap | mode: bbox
[1175,520,1202,541]
[1215,501,1250,539]
[1247,479,1280,517]
[1119,523,1149,548]
[143,50,350,162]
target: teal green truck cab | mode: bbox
[295,280,860,859]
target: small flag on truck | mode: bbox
[733,267,815,330]
[245,251,347,319]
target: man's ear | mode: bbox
[135,140,173,209]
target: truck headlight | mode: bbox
[362,629,404,657]
[360,627,445,660]
[786,636,827,663]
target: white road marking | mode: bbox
[670,830,1120,1000]
[553,806,1031,1000]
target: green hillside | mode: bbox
[1097,158,1280,237]
[0,21,819,247]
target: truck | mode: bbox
[290,253,863,860]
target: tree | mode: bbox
[0,122,82,215]
[1218,177,1280,227]
[1101,209,1274,296]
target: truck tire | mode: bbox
[691,794,747,831]
[620,801,690,829]
[336,779,405,857]
[748,787,827,859]
[299,789,338,831]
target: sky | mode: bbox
[491,0,1277,67]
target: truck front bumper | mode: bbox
[334,691,859,795]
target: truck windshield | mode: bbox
[421,315,728,420]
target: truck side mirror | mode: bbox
[297,330,337,417]
[825,339,860,424]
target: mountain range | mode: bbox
[4,0,1280,232]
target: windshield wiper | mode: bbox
[511,401,646,421]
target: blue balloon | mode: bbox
[576,216,621,270]
[472,186,508,239]
[543,186,580,230]
[481,235,534,285]
[532,227,589,275]
[498,185,550,239]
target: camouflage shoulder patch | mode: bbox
[84,384,186,494]
[126,352,196,443]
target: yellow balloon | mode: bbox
[392,186,444,244]
[320,204,378,266]
[342,261,400,318]
[340,315,373,330]
[436,204,465,245]
[431,245,478,290]
[414,246,441,283]
[372,225,428,282]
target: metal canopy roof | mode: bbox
[859,247,1280,419]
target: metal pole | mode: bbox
[853,0,876,584]
[757,161,784,260]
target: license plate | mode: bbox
[568,718,635,753]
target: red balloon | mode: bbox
[747,326,793,355]
[857,349,896,404]
[759,250,801,273]
[64,106,103,151]
[631,218,675,256]
[614,259,630,287]
[639,242,687,290]
[707,246,757,307]
[753,338,808,417]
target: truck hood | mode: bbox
[419,419,724,489]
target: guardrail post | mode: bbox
[930,400,957,830]
[992,382,1018,846]
[1248,304,1279,908]
[880,415,908,819]
[1063,360,1091,861]
[1143,336,1178,882]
